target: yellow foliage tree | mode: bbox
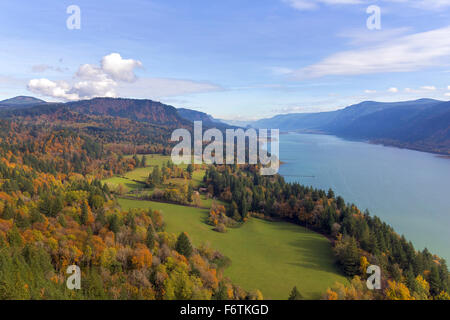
[385,280,414,300]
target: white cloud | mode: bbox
[388,87,399,93]
[71,79,117,98]
[283,0,364,11]
[404,0,450,10]
[404,86,441,94]
[75,64,107,81]
[283,0,450,10]
[294,26,450,78]
[28,79,79,100]
[338,28,411,46]
[101,53,142,82]
[364,89,377,93]
[28,53,220,101]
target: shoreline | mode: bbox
[281,131,450,158]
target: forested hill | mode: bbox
[0,96,47,108]
[0,114,251,300]
[0,96,238,131]
[65,97,190,127]
[253,99,450,155]
[177,108,240,131]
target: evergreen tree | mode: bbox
[214,282,229,300]
[439,260,449,293]
[405,266,416,291]
[132,154,139,167]
[108,214,120,234]
[146,225,156,249]
[429,265,441,297]
[187,184,193,203]
[335,236,360,277]
[288,286,303,300]
[7,226,23,247]
[81,201,89,225]
[327,188,335,199]
[175,232,193,258]
[187,164,194,178]
[141,155,147,167]
[336,196,345,210]
[241,197,249,219]
[2,203,14,220]
[151,166,161,185]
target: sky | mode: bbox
[0,0,450,120]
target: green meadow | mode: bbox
[102,176,143,191]
[122,154,204,187]
[118,198,347,300]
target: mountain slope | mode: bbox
[0,96,46,107]
[253,99,450,155]
[65,97,190,127]
[177,108,232,129]
[0,96,237,131]
[253,99,442,132]
[253,111,338,132]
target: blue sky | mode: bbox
[1,0,450,119]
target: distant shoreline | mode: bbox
[280,130,450,158]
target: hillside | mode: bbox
[0,96,46,108]
[119,198,347,300]
[253,99,450,155]
[65,97,190,128]
[177,108,216,124]
[0,96,237,132]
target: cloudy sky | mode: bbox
[0,0,450,119]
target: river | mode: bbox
[276,133,450,261]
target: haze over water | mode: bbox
[278,133,450,261]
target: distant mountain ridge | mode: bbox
[253,99,450,155]
[177,108,232,129]
[2,95,448,154]
[0,96,46,107]
[0,96,233,130]
[64,97,190,127]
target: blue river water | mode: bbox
[276,133,450,261]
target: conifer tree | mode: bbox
[288,286,303,300]
[187,184,193,203]
[175,232,193,258]
[146,225,156,250]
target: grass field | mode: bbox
[123,154,204,188]
[125,154,188,169]
[102,176,144,191]
[103,154,206,193]
[124,154,173,181]
[124,154,173,166]
[119,198,347,299]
